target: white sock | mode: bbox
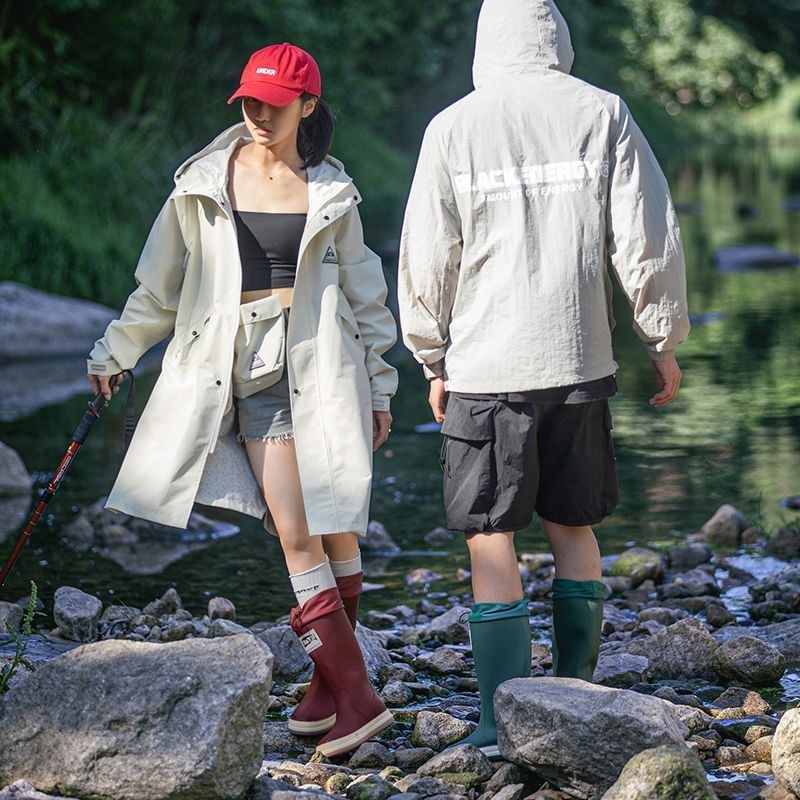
[289,559,337,607]
[330,553,362,578]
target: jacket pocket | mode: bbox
[173,304,214,358]
[335,288,365,352]
[232,295,286,399]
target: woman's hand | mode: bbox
[372,410,392,450]
[87,372,125,402]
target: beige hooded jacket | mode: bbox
[86,123,398,536]
[398,0,690,390]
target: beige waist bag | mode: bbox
[232,294,286,399]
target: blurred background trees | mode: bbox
[1,0,798,306]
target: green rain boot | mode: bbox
[551,578,605,681]
[452,599,531,760]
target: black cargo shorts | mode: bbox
[439,392,619,532]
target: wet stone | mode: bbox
[349,741,395,769]
[395,747,437,771]
[417,647,467,675]
[411,711,473,750]
[381,679,415,707]
[207,596,236,622]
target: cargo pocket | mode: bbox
[232,295,286,399]
[439,396,497,528]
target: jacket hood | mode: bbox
[472,0,574,89]
[173,122,352,202]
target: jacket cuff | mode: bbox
[423,359,446,380]
[648,348,675,362]
[86,357,123,376]
[371,396,391,413]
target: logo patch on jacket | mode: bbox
[250,352,266,370]
[322,246,338,264]
[300,628,323,654]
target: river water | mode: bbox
[1,145,799,628]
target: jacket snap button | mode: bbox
[354,195,359,201]
[215,380,221,386]
[355,334,360,339]
[323,215,330,221]
[293,388,300,395]
[192,330,197,336]
[251,311,256,317]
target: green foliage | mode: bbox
[0,580,46,694]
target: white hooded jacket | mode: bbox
[398,0,690,390]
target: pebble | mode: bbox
[411,711,473,750]
[349,741,395,768]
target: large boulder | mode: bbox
[0,442,32,541]
[610,548,665,586]
[713,635,786,686]
[773,708,800,796]
[714,618,800,664]
[0,634,273,800]
[699,504,750,546]
[622,618,719,680]
[0,282,117,360]
[601,745,715,800]
[495,677,687,799]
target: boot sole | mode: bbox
[315,709,394,757]
[287,713,336,736]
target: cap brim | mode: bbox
[227,82,303,107]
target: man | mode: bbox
[397,0,690,758]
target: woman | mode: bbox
[87,42,397,757]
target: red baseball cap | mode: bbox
[228,43,322,107]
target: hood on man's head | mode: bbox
[472,0,574,89]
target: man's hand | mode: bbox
[650,356,682,407]
[373,410,392,451]
[429,377,448,423]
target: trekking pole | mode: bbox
[0,371,135,588]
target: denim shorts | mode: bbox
[234,306,293,442]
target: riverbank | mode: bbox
[1,500,799,800]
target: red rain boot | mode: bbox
[290,587,393,757]
[287,573,363,736]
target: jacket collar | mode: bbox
[173,123,356,218]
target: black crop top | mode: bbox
[233,210,307,291]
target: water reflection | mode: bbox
[0,146,798,625]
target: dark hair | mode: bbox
[297,93,335,167]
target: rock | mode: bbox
[272,758,350,787]
[345,774,396,800]
[491,785,526,800]
[208,596,236,621]
[60,500,238,575]
[262,723,314,759]
[484,763,534,795]
[255,624,312,682]
[417,744,493,781]
[380,680,414,707]
[750,567,800,615]
[714,617,800,662]
[407,568,443,586]
[418,647,467,675]
[600,744,715,800]
[411,711,473,750]
[667,543,712,571]
[713,635,786,686]
[424,527,453,545]
[637,607,686,626]
[52,586,102,643]
[495,677,687,798]
[621,618,719,681]
[765,526,800,557]
[610,547,665,586]
[594,652,650,688]
[745,735,773,763]
[424,607,470,645]
[713,687,771,715]
[0,634,273,799]
[349,742,395,768]
[699,504,749,546]
[142,587,182,617]
[705,603,734,628]
[363,520,401,556]
[394,775,463,796]
[658,569,720,599]
[0,603,23,634]
[773,708,800,795]
[674,706,714,735]
[0,779,80,799]
[363,611,398,630]
[0,442,31,501]
[716,745,748,766]
[710,715,777,744]
[395,747,437,771]
[209,618,252,639]
[356,623,393,681]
